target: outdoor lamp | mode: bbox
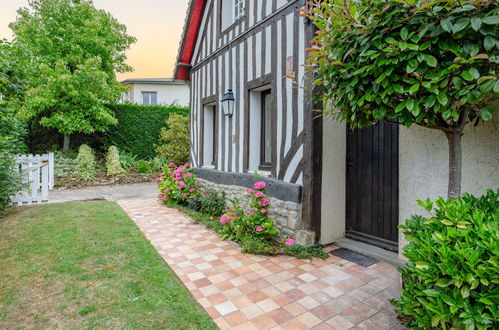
[221,89,235,117]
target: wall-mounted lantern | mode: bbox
[221,89,235,117]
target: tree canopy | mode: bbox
[9,0,136,142]
[305,0,498,198]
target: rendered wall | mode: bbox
[131,83,190,107]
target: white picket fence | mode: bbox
[10,153,55,205]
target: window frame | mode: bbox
[141,91,158,105]
[259,89,272,171]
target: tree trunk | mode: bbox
[63,135,70,151]
[445,129,463,199]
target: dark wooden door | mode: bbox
[346,121,399,251]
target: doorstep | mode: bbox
[334,238,406,268]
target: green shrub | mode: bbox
[189,189,226,217]
[54,151,77,178]
[74,144,96,181]
[148,157,167,173]
[393,189,499,329]
[156,114,189,165]
[136,160,151,174]
[119,151,137,171]
[0,152,21,212]
[105,146,126,177]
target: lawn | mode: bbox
[0,201,216,329]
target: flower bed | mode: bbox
[156,163,327,260]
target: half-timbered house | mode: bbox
[174,0,499,254]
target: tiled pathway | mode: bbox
[118,199,404,329]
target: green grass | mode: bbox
[0,202,216,329]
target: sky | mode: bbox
[0,0,190,80]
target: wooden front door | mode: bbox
[346,121,399,251]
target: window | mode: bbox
[142,92,157,105]
[260,90,272,170]
[221,0,244,31]
[203,105,217,166]
[233,0,244,20]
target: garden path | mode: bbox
[50,183,157,203]
[118,199,405,330]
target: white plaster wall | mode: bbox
[131,83,190,106]
[399,113,499,250]
[320,118,347,245]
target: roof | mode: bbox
[121,78,188,85]
[173,0,207,81]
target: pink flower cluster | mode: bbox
[285,238,295,246]
[220,215,229,224]
[254,181,266,190]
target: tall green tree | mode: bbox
[305,0,498,199]
[9,0,136,149]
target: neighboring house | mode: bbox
[174,0,499,255]
[121,78,190,106]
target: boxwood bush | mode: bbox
[394,189,499,329]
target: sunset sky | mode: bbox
[0,0,190,80]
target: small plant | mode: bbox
[74,144,96,181]
[393,189,498,329]
[157,163,200,205]
[136,159,150,174]
[156,114,189,165]
[105,146,126,177]
[119,152,137,172]
[54,151,77,178]
[148,157,167,173]
[189,189,226,217]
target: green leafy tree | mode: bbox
[156,114,190,165]
[305,0,498,199]
[9,0,136,149]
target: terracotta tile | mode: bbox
[297,296,321,309]
[233,321,259,330]
[272,293,294,306]
[310,304,339,321]
[310,291,333,304]
[311,323,336,330]
[256,298,280,312]
[233,295,253,309]
[248,290,268,303]
[207,293,228,305]
[214,317,231,330]
[240,304,265,320]
[280,318,309,330]
[214,301,238,316]
[215,280,235,291]
[225,310,248,327]
[251,314,278,329]
[268,308,293,324]
[370,311,400,329]
[205,306,221,319]
[285,288,306,301]
[283,302,307,317]
[352,319,387,329]
[326,315,354,329]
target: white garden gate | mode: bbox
[10,153,55,205]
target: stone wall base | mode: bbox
[198,178,315,246]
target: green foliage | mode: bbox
[393,189,499,329]
[105,146,126,177]
[157,163,200,206]
[75,144,96,181]
[307,0,498,129]
[189,189,226,217]
[54,151,77,178]
[100,103,189,159]
[119,151,137,172]
[136,160,151,174]
[9,0,136,137]
[156,114,190,165]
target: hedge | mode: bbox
[98,103,189,159]
[27,103,189,159]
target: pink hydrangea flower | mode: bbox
[168,162,175,167]
[155,178,161,182]
[247,189,254,194]
[173,176,182,181]
[285,238,295,246]
[161,196,167,201]
[254,181,266,190]
[157,194,164,199]
[255,192,264,198]
[260,208,267,214]
[178,182,186,188]
[202,191,207,195]
[220,215,229,224]
[164,189,169,194]
[248,211,254,216]
[256,226,264,232]
[190,188,195,193]
[260,198,269,206]
[184,163,190,168]
[182,173,192,178]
